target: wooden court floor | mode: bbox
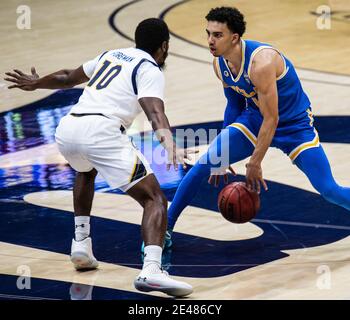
[1,0,350,300]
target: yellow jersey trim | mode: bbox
[276,56,288,81]
[223,39,246,83]
[289,130,320,162]
[214,57,223,82]
[129,156,139,183]
[247,46,288,81]
[306,108,314,127]
[229,123,257,147]
[229,85,256,98]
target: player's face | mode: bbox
[206,21,237,57]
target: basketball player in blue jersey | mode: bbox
[165,6,350,247]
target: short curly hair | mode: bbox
[135,18,169,55]
[205,7,246,37]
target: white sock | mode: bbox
[142,245,162,273]
[74,216,90,241]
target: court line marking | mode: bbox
[1,252,349,268]
[253,218,350,231]
[0,293,60,300]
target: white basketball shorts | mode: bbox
[55,114,152,192]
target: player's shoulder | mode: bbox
[132,49,161,72]
[247,40,282,77]
[253,49,279,65]
[137,61,163,80]
[245,39,280,61]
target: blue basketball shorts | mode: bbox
[228,108,320,162]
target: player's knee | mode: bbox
[145,191,167,212]
[157,193,168,211]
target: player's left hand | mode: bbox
[4,67,39,91]
[245,161,268,194]
[208,165,236,187]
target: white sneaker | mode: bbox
[69,283,93,300]
[71,237,99,270]
[134,266,193,297]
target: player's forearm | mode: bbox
[149,111,175,151]
[250,116,278,165]
[35,69,75,89]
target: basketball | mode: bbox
[218,182,260,223]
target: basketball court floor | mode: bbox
[1,0,350,300]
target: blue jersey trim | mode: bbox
[131,59,160,95]
[98,51,108,61]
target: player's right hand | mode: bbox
[208,165,236,187]
[166,147,198,171]
[4,67,39,91]
[245,162,268,194]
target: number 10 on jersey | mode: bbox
[87,60,122,90]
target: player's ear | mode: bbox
[160,41,166,52]
[231,33,240,44]
[161,40,168,52]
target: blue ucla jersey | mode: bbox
[215,39,311,123]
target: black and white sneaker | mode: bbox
[134,266,193,297]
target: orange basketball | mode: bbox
[218,182,260,223]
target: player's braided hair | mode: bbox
[206,7,246,37]
[135,18,169,55]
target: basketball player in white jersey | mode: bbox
[5,18,193,297]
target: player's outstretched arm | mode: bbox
[4,66,89,91]
[139,97,196,170]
